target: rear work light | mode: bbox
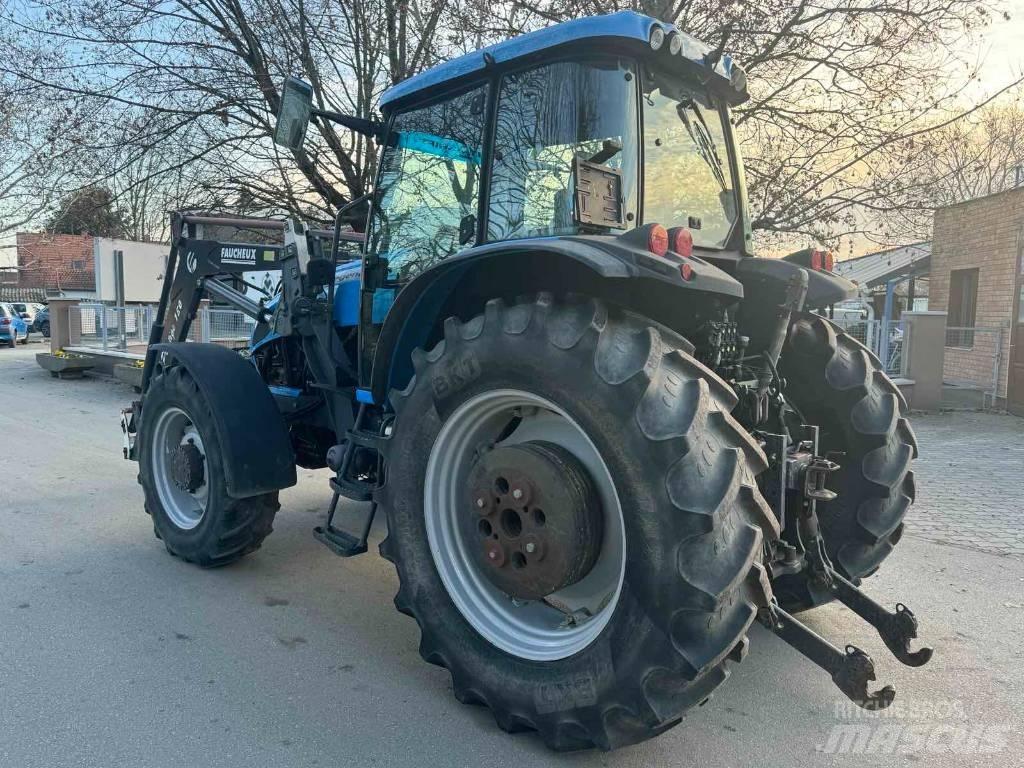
[667,31,682,55]
[649,26,666,51]
[647,224,669,256]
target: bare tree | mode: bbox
[1,0,1021,248]
[870,96,1024,239]
[1,0,469,232]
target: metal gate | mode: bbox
[942,325,1010,409]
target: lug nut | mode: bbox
[525,542,536,554]
[488,550,498,560]
[512,488,523,500]
[476,497,486,509]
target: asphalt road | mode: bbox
[2,343,1023,768]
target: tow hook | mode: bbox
[804,456,838,502]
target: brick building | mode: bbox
[16,232,96,296]
[930,186,1024,414]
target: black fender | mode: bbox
[368,234,745,402]
[735,257,857,309]
[149,343,297,498]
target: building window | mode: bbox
[946,267,978,347]
[71,259,86,270]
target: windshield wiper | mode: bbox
[676,98,728,191]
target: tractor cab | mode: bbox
[277,11,753,285]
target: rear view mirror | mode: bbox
[273,76,313,151]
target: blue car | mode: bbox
[0,302,29,347]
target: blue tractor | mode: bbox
[121,12,930,750]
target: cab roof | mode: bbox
[379,11,745,111]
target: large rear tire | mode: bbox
[379,295,779,750]
[774,314,918,610]
[138,365,278,567]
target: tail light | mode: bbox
[0,317,9,326]
[680,262,694,281]
[810,249,835,272]
[667,226,693,258]
[647,224,669,256]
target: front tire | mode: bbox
[379,295,779,750]
[138,365,278,567]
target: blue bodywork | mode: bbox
[379,11,736,110]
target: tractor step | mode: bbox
[313,523,368,557]
[313,491,376,558]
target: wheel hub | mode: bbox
[170,441,205,493]
[465,441,603,601]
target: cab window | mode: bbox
[487,59,639,241]
[370,86,488,283]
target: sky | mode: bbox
[979,0,1024,89]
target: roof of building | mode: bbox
[0,286,48,304]
[832,242,931,289]
[379,11,740,109]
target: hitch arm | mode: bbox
[761,604,896,710]
[828,574,933,667]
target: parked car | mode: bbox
[32,305,50,337]
[11,302,42,325]
[0,303,29,347]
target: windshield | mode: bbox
[642,70,738,248]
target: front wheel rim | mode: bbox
[424,389,626,662]
[150,406,209,530]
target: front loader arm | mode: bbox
[140,212,286,392]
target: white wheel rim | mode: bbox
[150,406,209,530]
[424,389,626,661]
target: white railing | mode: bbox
[831,317,906,377]
[69,303,255,353]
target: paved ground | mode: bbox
[2,343,1023,768]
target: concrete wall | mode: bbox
[902,311,946,410]
[930,186,1023,396]
[94,238,170,304]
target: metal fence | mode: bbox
[69,303,256,353]
[830,317,906,377]
[941,325,1009,408]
